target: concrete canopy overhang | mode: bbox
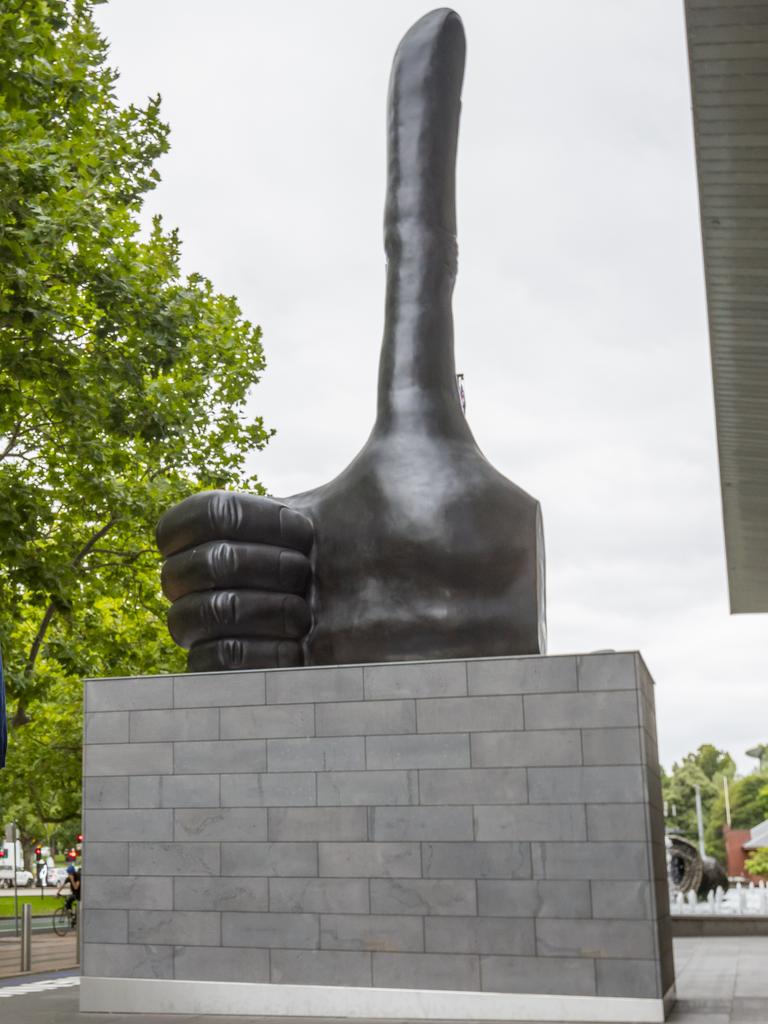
[685,0,768,612]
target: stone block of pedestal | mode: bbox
[79,651,674,1022]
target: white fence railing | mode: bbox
[670,880,768,916]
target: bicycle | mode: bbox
[52,898,78,936]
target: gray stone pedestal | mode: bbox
[79,652,674,1021]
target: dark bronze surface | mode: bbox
[668,835,730,897]
[156,9,546,672]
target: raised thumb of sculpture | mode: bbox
[157,9,546,672]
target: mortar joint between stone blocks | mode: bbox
[592,952,598,996]
[481,955,495,992]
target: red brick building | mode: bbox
[725,820,768,880]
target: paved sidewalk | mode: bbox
[671,936,767,1021]
[0,931,77,979]
[0,937,765,1022]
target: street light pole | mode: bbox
[724,776,732,828]
[694,784,706,859]
[11,823,19,937]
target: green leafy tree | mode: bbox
[745,848,768,877]
[705,770,768,864]
[0,0,272,860]
[0,680,82,869]
[1,560,191,867]
[663,744,736,847]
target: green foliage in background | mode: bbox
[705,772,768,865]
[0,0,270,862]
[662,744,736,842]
[663,744,768,867]
[745,848,768,877]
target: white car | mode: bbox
[0,865,34,888]
[46,866,69,888]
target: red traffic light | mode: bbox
[0,850,6,859]
[35,847,42,856]
[76,834,84,843]
[66,849,77,861]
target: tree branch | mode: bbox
[0,423,22,461]
[30,792,79,826]
[91,547,154,557]
[13,515,120,727]
[88,547,155,568]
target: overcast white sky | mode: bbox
[95,0,766,774]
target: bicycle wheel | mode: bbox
[52,906,70,936]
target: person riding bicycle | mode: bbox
[56,864,81,912]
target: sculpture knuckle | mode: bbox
[220,638,244,668]
[211,542,237,582]
[209,492,243,535]
[201,591,238,629]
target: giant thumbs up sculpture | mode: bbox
[157,9,546,673]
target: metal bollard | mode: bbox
[20,903,32,972]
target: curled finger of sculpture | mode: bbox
[167,590,311,649]
[187,637,303,672]
[161,541,311,602]
[156,491,313,558]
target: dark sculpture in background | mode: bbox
[157,9,546,672]
[668,835,729,898]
